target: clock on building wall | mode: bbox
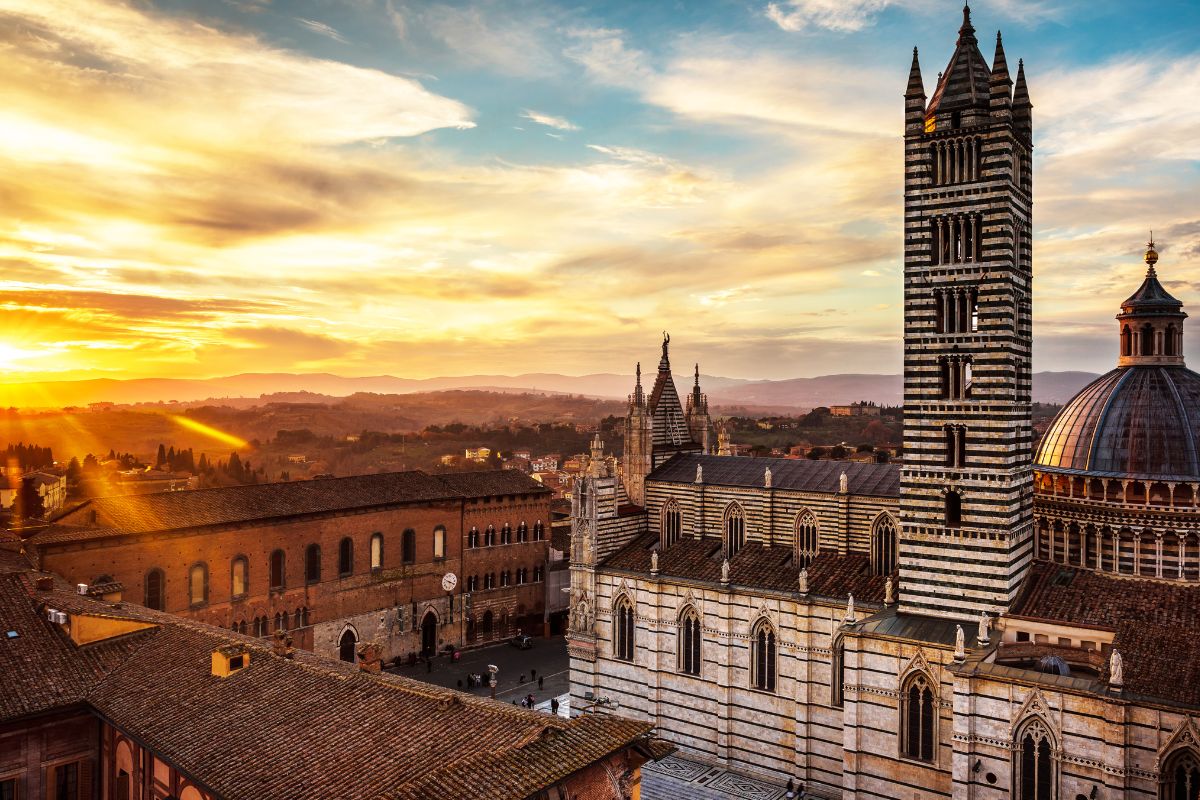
[441,573,458,592]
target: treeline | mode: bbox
[3,442,54,470]
[155,443,197,473]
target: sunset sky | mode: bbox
[1,0,1198,386]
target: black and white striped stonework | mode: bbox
[898,24,1035,619]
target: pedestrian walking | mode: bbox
[538,676,544,690]
[531,669,537,680]
[551,698,560,715]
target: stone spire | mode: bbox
[1012,59,1032,138]
[658,331,671,372]
[989,31,1012,117]
[905,47,926,133]
[630,362,645,410]
[924,1,992,127]
[688,363,707,415]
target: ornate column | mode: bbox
[1156,532,1164,579]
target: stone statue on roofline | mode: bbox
[695,463,703,483]
[884,576,895,606]
[721,558,730,584]
[650,550,659,574]
[1109,649,1124,689]
[954,625,966,661]
[765,466,772,488]
[844,593,855,623]
[977,611,990,644]
[798,568,809,595]
[839,471,849,494]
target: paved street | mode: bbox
[388,634,570,710]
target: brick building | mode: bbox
[25,469,551,664]
[0,547,667,799]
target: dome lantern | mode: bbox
[1116,237,1186,367]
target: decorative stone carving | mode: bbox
[721,558,730,584]
[798,568,809,595]
[844,593,855,623]
[695,464,703,484]
[953,625,966,661]
[764,467,772,488]
[1109,649,1124,688]
[569,589,594,634]
[977,611,990,644]
[839,471,849,493]
[650,550,659,574]
[884,576,895,606]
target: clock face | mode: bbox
[441,572,458,592]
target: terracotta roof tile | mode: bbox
[650,454,900,497]
[603,534,885,602]
[1010,561,1200,706]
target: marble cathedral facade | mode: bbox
[568,7,1200,800]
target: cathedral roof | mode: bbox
[1010,562,1200,708]
[603,533,886,603]
[1034,367,1200,481]
[649,453,899,498]
[924,4,993,120]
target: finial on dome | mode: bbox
[1146,233,1159,276]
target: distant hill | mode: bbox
[0,369,1098,411]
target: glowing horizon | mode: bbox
[1,0,1198,386]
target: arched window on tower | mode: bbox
[1142,323,1155,356]
[724,503,746,559]
[795,511,819,568]
[945,490,963,528]
[678,606,701,676]
[1161,747,1200,800]
[1013,718,1056,800]
[1166,324,1179,357]
[750,619,777,693]
[871,514,898,576]
[661,500,682,548]
[901,672,936,762]
[614,596,635,662]
[1121,325,1132,357]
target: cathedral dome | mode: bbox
[1035,366,1200,480]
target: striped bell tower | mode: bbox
[899,4,1034,620]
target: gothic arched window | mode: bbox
[188,562,208,607]
[230,556,248,599]
[795,511,819,568]
[269,549,285,589]
[1014,718,1056,800]
[724,503,746,559]
[305,543,322,584]
[614,596,635,662]
[402,529,416,564]
[901,672,936,762]
[144,568,165,611]
[751,619,777,692]
[1161,747,1200,800]
[661,500,682,548]
[1121,325,1132,357]
[678,606,701,676]
[871,514,898,576]
[367,532,382,570]
[831,636,845,708]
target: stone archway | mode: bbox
[338,627,357,663]
[420,610,438,657]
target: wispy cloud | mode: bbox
[765,0,892,33]
[521,109,580,131]
[295,17,350,44]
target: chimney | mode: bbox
[77,583,88,595]
[271,630,294,659]
[356,640,382,674]
[35,576,53,591]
